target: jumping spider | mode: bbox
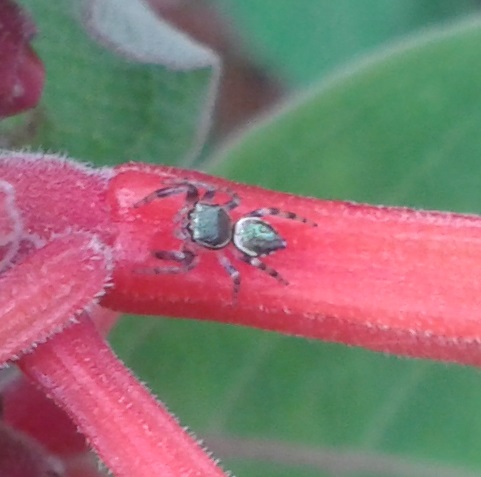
[134,180,317,298]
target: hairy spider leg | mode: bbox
[134,183,199,209]
[150,248,198,274]
[134,183,201,239]
[238,254,289,286]
[246,207,317,226]
[199,185,240,211]
[157,178,240,210]
[217,254,241,300]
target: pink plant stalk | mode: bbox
[2,152,481,475]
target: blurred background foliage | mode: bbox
[9,1,481,475]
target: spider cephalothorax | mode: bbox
[135,180,317,298]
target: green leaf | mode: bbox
[113,14,481,477]
[212,18,481,213]
[20,0,219,165]
[212,0,479,86]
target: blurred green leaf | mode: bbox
[213,0,479,86]
[112,17,481,477]
[20,0,218,165]
[212,18,481,213]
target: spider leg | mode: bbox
[200,186,217,202]
[200,187,240,211]
[135,183,199,239]
[222,188,240,210]
[239,254,289,285]
[217,254,241,301]
[134,183,199,208]
[245,207,317,226]
[147,178,240,211]
[149,248,198,274]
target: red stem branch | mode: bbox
[18,316,228,477]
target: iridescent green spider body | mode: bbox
[233,217,286,257]
[135,180,317,298]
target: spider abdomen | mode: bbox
[233,217,286,257]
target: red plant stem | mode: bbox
[5,154,481,367]
[18,315,228,477]
[104,163,481,367]
[0,233,110,364]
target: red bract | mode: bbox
[3,151,481,475]
[0,419,63,477]
[1,372,106,477]
[0,1,44,118]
